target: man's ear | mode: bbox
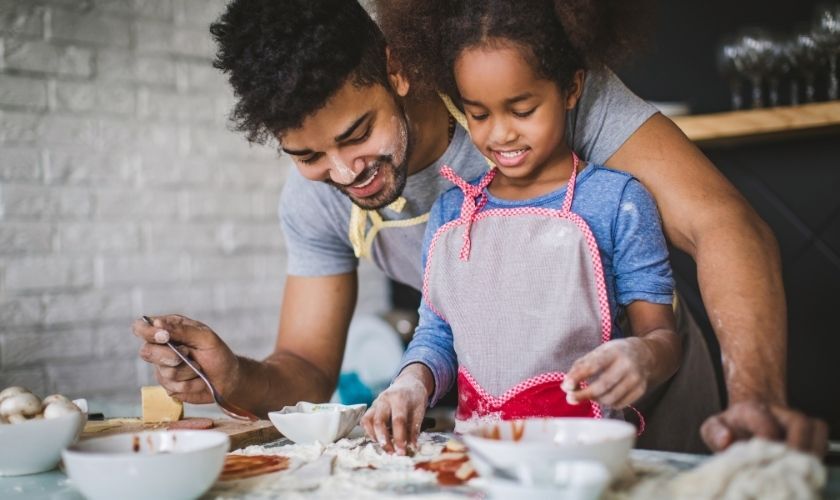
[565,69,586,110]
[386,46,411,97]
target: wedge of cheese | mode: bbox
[141,386,183,422]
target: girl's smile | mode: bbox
[490,147,531,168]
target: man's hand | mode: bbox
[132,314,240,404]
[562,338,654,409]
[361,364,432,455]
[701,401,829,456]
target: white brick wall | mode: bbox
[0,0,389,399]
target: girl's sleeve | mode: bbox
[397,193,458,407]
[612,178,675,306]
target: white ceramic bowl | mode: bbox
[268,402,366,444]
[0,412,86,476]
[477,460,610,500]
[462,418,635,479]
[62,430,229,500]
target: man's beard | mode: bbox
[329,155,409,210]
[328,114,413,211]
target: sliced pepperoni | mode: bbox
[166,417,215,430]
[220,455,290,481]
[415,454,478,486]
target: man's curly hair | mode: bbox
[211,0,389,143]
[375,0,654,99]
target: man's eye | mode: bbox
[513,107,536,118]
[346,127,372,145]
[299,153,322,165]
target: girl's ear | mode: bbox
[386,47,411,97]
[565,70,586,110]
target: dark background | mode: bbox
[614,0,840,438]
[617,0,828,113]
[391,0,840,438]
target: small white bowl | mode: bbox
[62,430,229,500]
[268,402,366,444]
[477,460,610,500]
[462,418,635,479]
[0,411,86,476]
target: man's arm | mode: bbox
[134,272,357,418]
[243,273,357,415]
[606,113,827,454]
[607,113,786,406]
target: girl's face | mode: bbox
[454,43,582,185]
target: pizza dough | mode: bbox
[668,439,826,500]
[608,438,827,500]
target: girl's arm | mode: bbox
[362,191,460,454]
[625,301,681,397]
[564,176,679,407]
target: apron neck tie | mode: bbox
[440,166,496,261]
[561,152,580,214]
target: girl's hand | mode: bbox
[564,303,682,409]
[361,364,433,455]
[562,338,655,409]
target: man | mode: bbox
[133,0,827,455]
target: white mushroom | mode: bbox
[0,392,42,421]
[43,401,81,419]
[6,414,28,424]
[42,394,72,406]
[0,386,30,404]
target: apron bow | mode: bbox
[440,166,497,261]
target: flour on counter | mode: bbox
[205,433,467,499]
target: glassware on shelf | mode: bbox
[812,3,840,100]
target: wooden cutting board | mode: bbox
[82,418,283,451]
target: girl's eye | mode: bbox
[513,107,536,118]
[468,113,488,121]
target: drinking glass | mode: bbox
[767,34,789,107]
[717,35,745,110]
[791,27,824,102]
[781,37,801,105]
[736,28,776,108]
[813,3,840,99]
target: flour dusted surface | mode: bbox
[205,433,464,499]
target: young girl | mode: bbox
[362,0,680,455]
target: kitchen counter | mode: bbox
[3,400,838,498]
[671,101,840,147]
[2,440,839,499]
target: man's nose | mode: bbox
[328,154,365,185]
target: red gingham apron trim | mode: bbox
[458,366,604,419]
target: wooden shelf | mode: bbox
[671,101,840,147]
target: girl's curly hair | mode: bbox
[376,0,655,99]
[211,0,389,143]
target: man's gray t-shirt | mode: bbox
[279,68,658,290]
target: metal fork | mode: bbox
[142,316,259,422]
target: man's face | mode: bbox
[280,80,411,210]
